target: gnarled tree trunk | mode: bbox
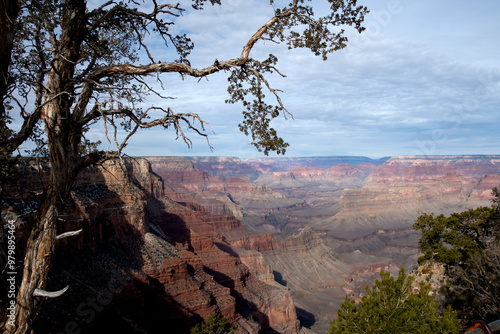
[9,186,63,333]
[7,138,83,334]
[6,1,88,332]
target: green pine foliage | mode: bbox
[190,314,238,334]
[413,206,496,267]
[413,188,500,324]
[327,267,460,334]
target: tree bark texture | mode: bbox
[7,126,82,334]
[9,191,58,334]
[6,1,88,333]
[7,131,82,334]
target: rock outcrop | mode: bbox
[1,158,300,334]
[259,227,396,333]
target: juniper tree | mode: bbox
[413,188,500,325]
[190,314,238,334]
[328,267,460,334]
[0,0,368,333]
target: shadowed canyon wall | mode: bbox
[0,158,299,334]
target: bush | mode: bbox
[190,314,238,334]
[413,188,500,324]
[327,267,460,334]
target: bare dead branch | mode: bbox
[88,2,183,32]
[117,123,139,155]
[240,1,298,59]
[33,285,69,298]
[55,229,83,240]
[131,74,175,100]
[76,58,245,128]
[89,58,245,82]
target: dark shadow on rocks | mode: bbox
[203,267,280,334]
[22,159,199,334]
[296,306,316,329]
[273,270,287,286]
[2,158,293,333]
[213,241,241,259]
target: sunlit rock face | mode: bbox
[146,155,500,333]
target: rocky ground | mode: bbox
[1,159,299,334]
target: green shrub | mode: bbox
[327,267,460,334]
[190,314,238,334]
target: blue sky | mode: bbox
[88,0,500,158]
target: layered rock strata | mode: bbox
[1,158,299,334]
[144,155,500,333]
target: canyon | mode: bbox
[148,155,500,333]
[1,155,499,333]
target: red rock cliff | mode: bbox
[1,158,299,334]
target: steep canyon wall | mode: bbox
[1,158,299,334]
